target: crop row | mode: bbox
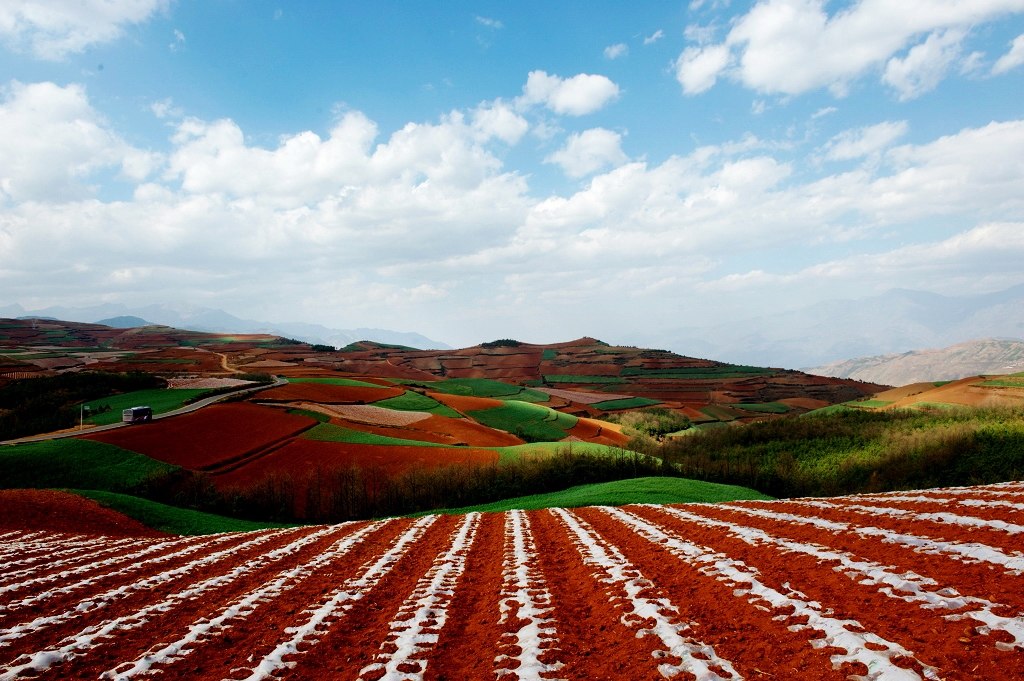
[1,483,1022,679]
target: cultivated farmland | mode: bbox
[1,482,1022,679]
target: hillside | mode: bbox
[0,320,886,424]
[808,338,1024,385]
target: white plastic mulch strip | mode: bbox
[853,493,1024,513]
[0,524,340,680]
[551,507,740,681]
[101,519,391,679]
[656,505,1024,651]
[808,499,1024,535]
[733,502,1024,575]
[0,537,141,585]
[601,506,935,681]
[957,498,1024,512]
[238,514,439,681]
[495,509,563,681]
[0,531,239,610]
[778,497,1024,569]
[0,527,295,648]
[359,512,483,681]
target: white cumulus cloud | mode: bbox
[883,30,964,100]
[993,33,1024,74]
[675,0,1024,97]
[822,121,909,161]
[0,80,159,201]
[545,128,629,178]
[0,0,168,60]
[519,70,620,116]
[604,43,628,59]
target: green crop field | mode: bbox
[620,365,772,378]
[543,375,625,384]
[846,400,895,409]
[468,401,578,441]
[82,388,211,424]
[699,404,739,421]
[303,422,448,447]
[434,477,773,513]
[981,378,1024,387]
[287,377,384,387]
[591,397,662,411]
[492,441,623,463]
[426,378,550,403]
[729,402,792,413]
[375,391,462,418]
[0,439,177,492]
[74,490,292,535]
[541,349,557,360]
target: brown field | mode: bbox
[84,403,317,470]
[257,382,405,403]
[0,489,166,537]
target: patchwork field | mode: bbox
[1,482,1021,679]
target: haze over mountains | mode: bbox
[807,338,1024,386]
[7,284,1024,371]
[656,285,1024,369]
[0,303,449,352]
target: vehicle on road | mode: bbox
[122,406,153,424]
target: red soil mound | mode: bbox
[0,489,166,537]
[427,392,504,413]
[85,403,317,469]
[564,418,631,447]
[411,414,524,447]
[257,383,404,403]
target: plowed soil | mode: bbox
[0,489,166,537]
[3,482,1022,679]
[84,403,317,469]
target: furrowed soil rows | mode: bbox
[2,483,1023,679]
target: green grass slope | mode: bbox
[82,388,210,425]
[435,476,772,514]
[0,439,177,491]
[468,400,578,441]
[73,489,291,535]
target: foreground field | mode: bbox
[1,482,1022,679]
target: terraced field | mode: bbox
[1,482,1021,679]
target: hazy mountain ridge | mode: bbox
[807,338,1024,385]
[658,285,1024,368]
[0,303,450,351]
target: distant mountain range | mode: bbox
[658,285,1024,368]
[806,338,1024,385]
[0,303,450,351]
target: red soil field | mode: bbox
[84,403,317,470]
[257,383,405,403]
[563,417,631,446]
[427,392,504,413]
[213,439,499,515]
[2,482,1022,679]
[0,490,165,537]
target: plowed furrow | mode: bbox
[358,512,483,680]
[779,499,1024,571]
[705,502,1024,612]
[0,525,345,679]
[586,506,934,680]
[0,527,301,666]
[632,504,1023,672]
[97,519,390,679]
[229,513,448,680]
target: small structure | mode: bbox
[122,406,153,424]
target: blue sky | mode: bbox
[1,1,1023,356]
